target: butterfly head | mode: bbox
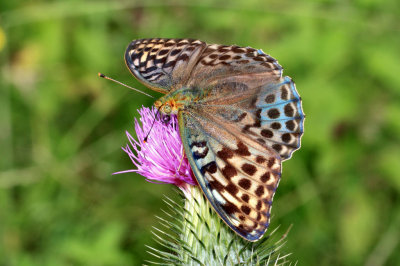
[154,94,190,116]
[155,99,174,116]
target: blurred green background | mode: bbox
[1,0,400,265]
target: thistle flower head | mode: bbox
[115,106,196,192]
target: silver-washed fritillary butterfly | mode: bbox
[125,38,304,241]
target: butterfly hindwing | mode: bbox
[178,75,303,240]
[238,76,304,160]
[194,77,304,160]
[179,112,282,241]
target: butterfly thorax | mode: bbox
[154,87,207,115]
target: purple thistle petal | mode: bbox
[115,106,197,189]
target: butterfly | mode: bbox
[125,38,304,241]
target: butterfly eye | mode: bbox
[163,104,172,114]
[162,114,171,124]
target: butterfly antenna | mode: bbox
[143,107,161,143]
[98,73,154,98]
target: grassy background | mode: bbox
[1,0,400,265]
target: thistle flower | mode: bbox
[116,106,291,265]
[114,106,196,194]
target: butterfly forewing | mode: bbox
[125,38,206,93]
[187,44,283,89]
[125,38,305,241]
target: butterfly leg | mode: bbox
[177,149,185,173]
